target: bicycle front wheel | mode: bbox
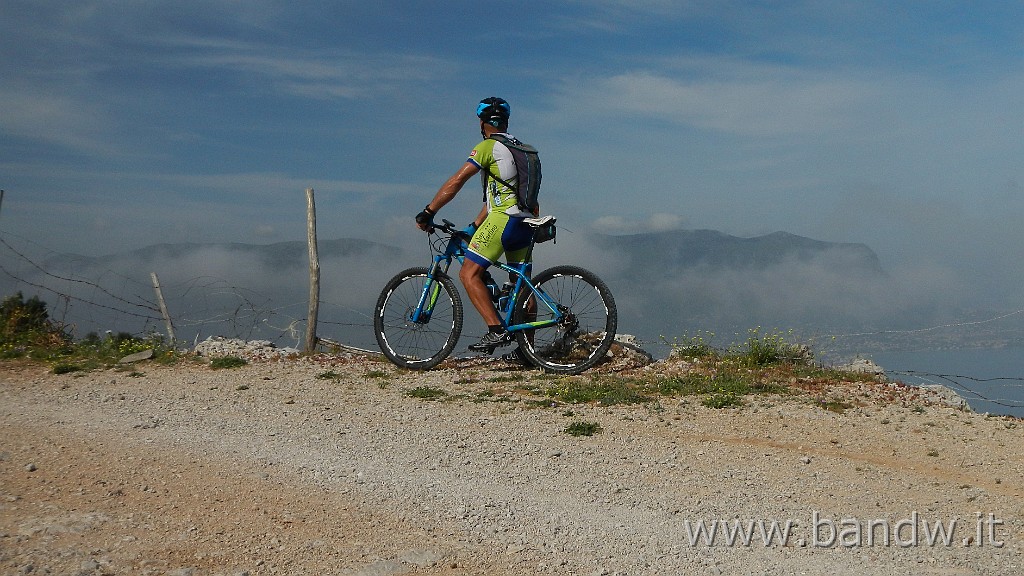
[512,265,617,374]
[374,267,463,370]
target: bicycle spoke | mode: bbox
[374,268,462,369]
[514,266,617,374]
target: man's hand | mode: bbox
[415,206,435,232]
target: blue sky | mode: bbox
[2,1,1023,307]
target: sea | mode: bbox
[865,347,1024,418]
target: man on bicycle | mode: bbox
[415,97,537,356]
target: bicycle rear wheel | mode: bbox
[374,267,463,370]
[512,265,617,374]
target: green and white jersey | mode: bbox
[467,133,528,217]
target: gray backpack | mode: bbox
[481,134,542,213]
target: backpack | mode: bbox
[481,134,542,213]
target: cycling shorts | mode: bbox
[465,211,532,267]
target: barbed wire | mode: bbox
[888,370,1024,411]
[0,233,291,342]
[829,308,1024,339]
[0,230,400,350]
[0,260,162,322]
[0,235,160,316]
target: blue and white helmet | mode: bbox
[476,97,510,126]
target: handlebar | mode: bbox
[423,218,471,256]
[428,218,472,240]
[433,219,458,234]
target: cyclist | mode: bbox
[415,97,537,356]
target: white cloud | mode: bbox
[591,213,687,234]
[150,172,419,198]
[150,35,453,101]
[554,60,882,137]
[591,215,631,234]
[0,85,118,155]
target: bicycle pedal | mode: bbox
[468,342,510,355]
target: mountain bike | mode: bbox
[373,218,617,374]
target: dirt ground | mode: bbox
[1,354,1022,575]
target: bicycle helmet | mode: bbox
[476,96,510,127]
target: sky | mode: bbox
[2,1,1024,316]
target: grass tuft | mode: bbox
[665,331,719,359]
[730,327,812,367]
[52,363,83,375]
[564,421,603,436]
[405,386,448,400]
[702,390,743,409]
[820,399,853,413]
[546,377,652,406]
[210,356,247,369]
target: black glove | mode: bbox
[415,206,435,230]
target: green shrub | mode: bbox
[0,344,24,359]
[0,292,69,348]
[0,294,180,371]
[652,374,715,396]
[651,371,753,396]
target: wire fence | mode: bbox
[1,231,1021,415]
[887,371,1024,415]
[824,310,1024,416]
[0,232,383,351]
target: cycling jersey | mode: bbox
[467,134,530,217]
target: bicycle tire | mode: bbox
[512,265,617,374]
[374,267,463,370]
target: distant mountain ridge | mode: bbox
[593,229,885,277]
[43,229,884,280]
[586,228,892,340]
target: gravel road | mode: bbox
[1,351,1022,575]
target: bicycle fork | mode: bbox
[410,258,449,324]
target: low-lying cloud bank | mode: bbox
[0,227,1019,357]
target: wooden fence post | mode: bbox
[150,272,175,343]
[305,188,320,352]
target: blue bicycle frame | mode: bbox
[410,223,564,332]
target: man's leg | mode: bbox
[461,260,512,352]
[463,212,522,353]
[459,259,501,327]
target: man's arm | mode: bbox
[426,162,480,213]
